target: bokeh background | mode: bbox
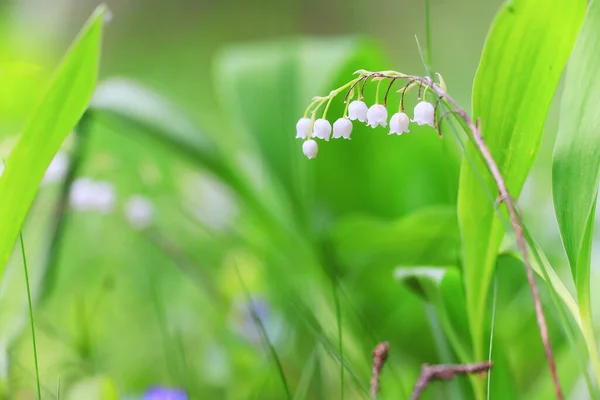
[1,0,595,399]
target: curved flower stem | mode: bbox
[347,70,563,400]
[411,73,562,400]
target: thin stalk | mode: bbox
[332,280,344,399]
[19,232,41,400]
[424,0,432,69]
[234,264,291,400]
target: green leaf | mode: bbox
[457,0,585,365]
[395,266,471,360]
[553,0,600,385]
[0,6,106,279]
[330,206,459,269]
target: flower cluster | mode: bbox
[295,71,442,159]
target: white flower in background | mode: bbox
[183,173,238,230]
[124,195,154,230]
[0,164,4,178]
[413,101,435,127]
[302,140,318,159]
[69,178,116,213]
[332,118,352,139]
[42,151,69,185]
[295,117,311,139]
[348,100,368,122]
[389,112,410,135]
[311,118,332,141]
[366,104,388,128]
[94,181,116,214]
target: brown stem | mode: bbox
[410,362,492,400]
[361,72,562,399]
[370,342,390,398]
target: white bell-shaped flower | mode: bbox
[366,104,388,128]
[348,100,368,122]
[332,118,352,139]
[412,101,435,127]
[312,118,332,141]
[389,112,410,135]
[295,117,311,139]
[302,140,318,159]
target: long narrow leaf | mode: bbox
[458,0,585,366]
[553,0,600,385]
[0,5,106,277]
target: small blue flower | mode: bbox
[143,387,188,400]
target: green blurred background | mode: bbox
[1,0,595,399]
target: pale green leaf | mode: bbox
[552,0,600,385]
[458,0,585,363]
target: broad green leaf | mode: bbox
[395,266,518,399]
[0,6,106,279]
[553,0,600,385]
[330,206,459,268]
[457,0,585,364]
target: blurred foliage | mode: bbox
[0,0,599,399]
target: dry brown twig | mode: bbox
[370,342,390,398]
[409,362,493,400]
[357,72,561,400]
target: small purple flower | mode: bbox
[143,387,188,400]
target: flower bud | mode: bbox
[302,139,318,159]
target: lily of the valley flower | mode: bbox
[295,117,311,139]
[348,100,368,122]
[302,140,318,159]
[332,118,352,139]
[366,104,388,128]
[412,101,435,127]
[312,118,332,141]
[389,112,410,135]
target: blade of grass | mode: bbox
[458,0,585,377]
[332,280,344,399]
[293,350,318,400]
[486,278,497,400]
[18,232,41,400]
[424,0,432,69]
[234,262,291,400]
[552,0,600,388]
[0,5,106,278]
